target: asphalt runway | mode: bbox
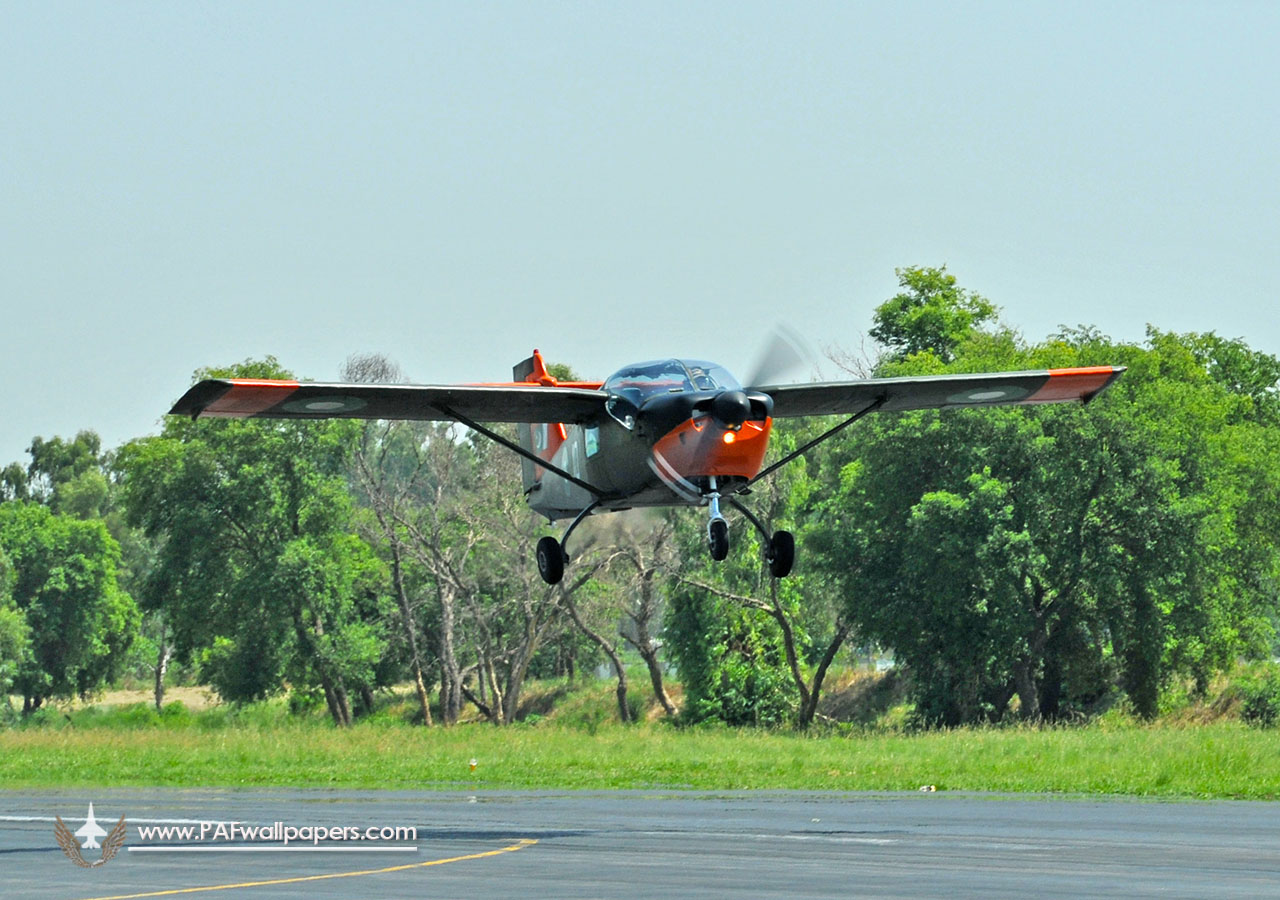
[3,789,1279,899]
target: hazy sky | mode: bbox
[3,2,1277,466]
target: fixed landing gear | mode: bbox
[706,477,730,561]
[765,529,795,578]
[703,477,795,578]
[535,488,795,586]
[536,499,603,586]
[708,518,729,560]
[536,535,565,585]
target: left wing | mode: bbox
[54,817,90,868]
[170,380,608,425]
[756,367,1125,418]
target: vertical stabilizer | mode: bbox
[511,350,566,494]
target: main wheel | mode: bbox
[536,536,565,585]
[708,518,729,561]
[767,530,795,578]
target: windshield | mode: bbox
[604,359,741,401]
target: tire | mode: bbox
[768,530,795,578]
[708,518,729,561]
[536,536,565,585]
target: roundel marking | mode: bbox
[282,396,368,414]
[946,385,1030,404]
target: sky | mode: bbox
[3,2,1278,466]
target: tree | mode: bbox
[0,503,138,711]
[665,496,800,727]
[116,358,388,726]
[869,266,997,364]
[606,513,679,717]
[809,293,1280,725]
[0,549,31,713]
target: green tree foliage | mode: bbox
[0,502,138,710]
[0,548,31,706]
[665,573,798,726]
[116,358,388,725]
[809,286,1280,725]
[24,432,109,517]
[869,266,998,364]
[665,494,801,727]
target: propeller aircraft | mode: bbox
[170,349,1124,585]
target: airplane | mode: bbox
[169,350,1124,585]
[74,803,108,850]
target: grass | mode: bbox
[3,696,1280,799]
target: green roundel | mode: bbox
[281,396,368,414]
[946,385,1030,405]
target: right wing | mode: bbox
[169,379,608,425]
[756,367,1125,418]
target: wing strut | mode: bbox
[435,405,610,500]
[747,397,886,486]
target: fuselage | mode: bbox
[520,358,774,520]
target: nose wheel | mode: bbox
[704,477,731,561]
[708,517,729,560]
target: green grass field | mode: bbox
[2,698,1278,799]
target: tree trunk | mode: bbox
[635,642,675,717]
[154,642,172,712]
[1013,659,1040,721]
[797,621,852,728]
[564,593,632,722]
[484,655,505,724]
[437,584,463,725]
[765,582,812,720]
[390,546,433,726]
[320,679,343,726]
[624,570,676,716]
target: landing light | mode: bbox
[723,432,736,444]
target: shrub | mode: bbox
[1240,664,1280,728]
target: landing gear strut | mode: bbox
[536,499,603,586]
[706,477,730,561]
[703,478,795,578]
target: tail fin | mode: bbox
[512,350,566,493]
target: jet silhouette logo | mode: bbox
[54,803,127,868]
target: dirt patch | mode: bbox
[74,686,221,712]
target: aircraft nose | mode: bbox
[711,390,752,428]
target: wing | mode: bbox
[170,380,608,425]
[756,367,1125,418]
[100,816,128,863]
[54,817,91,868]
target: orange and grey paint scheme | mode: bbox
[170,350,1124,584]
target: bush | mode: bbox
[1240,664,1280,728]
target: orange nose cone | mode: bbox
[652,417,773,481]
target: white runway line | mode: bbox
[127,845,419,853]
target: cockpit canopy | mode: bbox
[603,359,741,404]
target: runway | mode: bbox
[3,789,1279,898]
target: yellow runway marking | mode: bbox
[74,839,538,900]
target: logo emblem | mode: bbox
[54,803,127,868]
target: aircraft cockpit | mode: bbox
[603,360,742,430]
[604,359,740,400]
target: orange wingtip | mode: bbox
[1032,367,1121,403]
[204,380,301,416]
[1046,366,1120,377]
